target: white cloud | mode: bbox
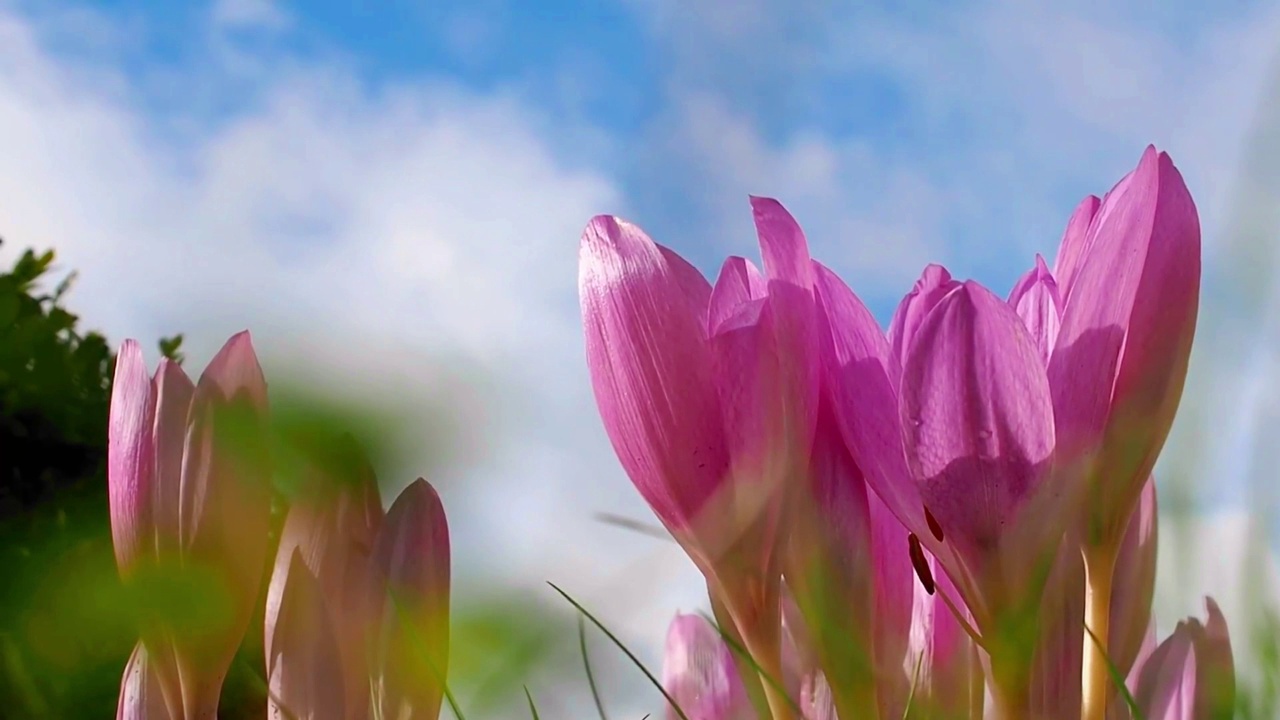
[211,0,291,31]
[0,7,708,716]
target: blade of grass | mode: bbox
[593,512,674,542]
[901,647,925,720]
[548,582,690,720]
[579,615,610,720]
[1084,622,1144,720]
[523,686,542,720]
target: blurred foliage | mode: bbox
[0,242,182,718]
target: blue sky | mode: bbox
[3,0,1280,713]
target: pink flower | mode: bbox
[1130,599,1234,720]
[1047,146,1200,545]
[579,198,820,703]
[109,332,272,720]
[661,613,754,720]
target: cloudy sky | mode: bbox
[3,0,1280,715]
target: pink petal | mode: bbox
[371,478,451,720]
[150,359,193,559]
[887,264,961,368]
[660,613,752,720]
[265,437,384,716]
[108,340,157,579]
[267,550,346,720]
[1048,147,1200,541]
[174,331,273,707]
[799,673,838,720]
[907,550,979,717]
[1007,255,1063,365]
[1112,478,1158,675]
[116,642,173,720]
[708,256,766,336]
[1135,623,1198,720]
[814,263,977,612]
[1051,194,1102,302]
[782,396,878,718]
[579,216,729,542]
[1133,598,1234,720]
[900,281,1055,576]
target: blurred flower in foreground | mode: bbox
[265,465,451,720]
[1129,599,1235,720]
[662,613,753,720]
[109,332,272,720]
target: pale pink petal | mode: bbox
[1052,194,1102,301]
[150,359,193,559]
[1008,254,1063,365]
[108,340,157,578]
[116,642,173,720]
[661,613,753,720]
[267,551,346,720]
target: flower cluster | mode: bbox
[579,147,1234,719]
[108,333,451,720]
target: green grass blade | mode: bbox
[548,582,690,720]
[579,614,610,720]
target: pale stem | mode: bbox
[1081,544,1118,720]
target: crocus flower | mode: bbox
[661,613,753,720]
[109,332,272,720]
[1130,599,1234,720]
[1047,146,1200,547]
[579,198,819,707]
[265,437,385,719]
[370,478,451,720]
[818,261,1066,710]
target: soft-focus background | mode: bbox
[2,0,1280,717]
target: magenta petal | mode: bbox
[1008,255,1063,365]
[580,216,729,541]
[267,551,346,720]
[1051,195,1102,301]
[799,673,838,720]
[660,613,752,720]
[751,196,814,293]
[1048,147,1201,540]
[887,264,961,368]
[371,478,451,720]
[709,256,766,335]
[150,359,194,559]
[783,397,877,718]
[901,281,1055,571]
[108,340,157,579]
[908,555,979,716]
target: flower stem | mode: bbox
[1081,544,1118,720]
